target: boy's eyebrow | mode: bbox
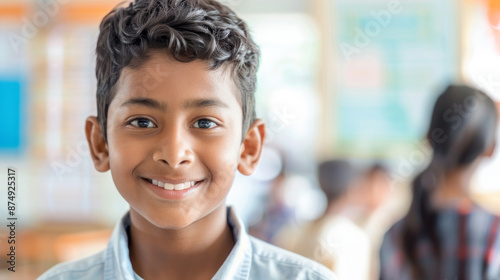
[120,97,230,110]
[121,98,166,111]
[183,98,230,109]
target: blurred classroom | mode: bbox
[1,0,500,279]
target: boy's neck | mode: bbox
[128,204,235,280]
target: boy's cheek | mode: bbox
[108,133,146,156]
[193,167,236,213]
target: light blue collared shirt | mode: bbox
[38,207,337,280]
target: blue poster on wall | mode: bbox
[0,78,24,152]
[331,0,458,157]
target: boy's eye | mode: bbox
[129,118,156,128]
[193,119,218,129]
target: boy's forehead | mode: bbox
[111,51,242,109]
[117,51,236,94]
[125,52,208,82]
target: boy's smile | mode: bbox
[101,51,247,229]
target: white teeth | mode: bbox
[150,179,196,190]
[164,183,174,190]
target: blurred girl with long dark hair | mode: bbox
[379,85,499,280]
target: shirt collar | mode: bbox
[103,206,252,280]
[212,207,252,280]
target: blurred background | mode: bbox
[1,0,500,279]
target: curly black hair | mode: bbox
[95,0,260,141]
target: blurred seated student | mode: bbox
[346,162,392,226]
[276,159,372,280]
[379,85,500,280]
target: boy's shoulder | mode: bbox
[248,235,337,280]
[37,250,107,280]
[36,235,337,280]
[37,208,338,280]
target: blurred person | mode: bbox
[345,162,392,226]
[276,159,372,280]
[354,163,393,280]
[37,0,337,279]
[379,85,500,280]
[248,164,296,243]
[360,164,392,222]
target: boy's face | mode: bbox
[86,51,264,229]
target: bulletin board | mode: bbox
[330,0,459,157]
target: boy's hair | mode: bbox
[95,0,260,141]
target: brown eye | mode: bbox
[193,119,217,129]
[130,118,156,128]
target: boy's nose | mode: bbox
[152,127,194,168]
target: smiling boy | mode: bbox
[38,0,336,279]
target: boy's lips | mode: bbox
[141,177,204,200]
[143,177,203,191]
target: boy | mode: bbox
[38,0,337,279]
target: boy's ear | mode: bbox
[238,119,265,175]
[85,116,110,172]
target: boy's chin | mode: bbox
[130,199,229,231]
[140,208,210,230]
